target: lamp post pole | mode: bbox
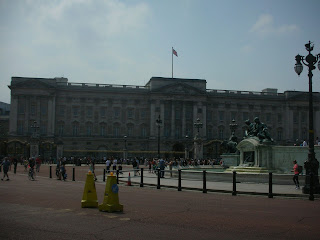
[194,118,203,137]
[185,135,189,159]
[156,115,162,159]
[30,121,40,158]
[294,41,320,200]
[193,118,203,160]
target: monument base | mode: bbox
[220,154,239,167]
[225,166,271,173]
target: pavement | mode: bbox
[3,164,317,198]
[104,165,317,199]
[1,164,320,240]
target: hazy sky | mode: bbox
[1,0,320,104]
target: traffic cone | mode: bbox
[99,172,123,212]
[81,171,98,208]
[127,172,132,186]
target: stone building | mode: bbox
[0,102,10,157]
[7,76,320,160]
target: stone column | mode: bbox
[150,100,156,137]
[193,102,198,124]
[171,101,175,138]
[160,101,165,137]
[24,96,30,135]
[47,97,56,136]
[285,104,292,141]
[202,102,207,138]
[57,144,64,159]
[9,95,18,135]
[182,102,186,137]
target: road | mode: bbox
[0,166,319,240]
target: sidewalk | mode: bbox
[112,168,317,198]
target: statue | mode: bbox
[244,119,255,137]
[221,135,238,154]
[244,117,273,143]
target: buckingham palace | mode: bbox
[6,76,320,160]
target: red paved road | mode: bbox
[0,167,319,240]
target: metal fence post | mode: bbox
[178,169,182,191]
[72,168,75,181]
[117,169,119,184]
[157,168,160,189]
[203,170,207,193]
[232,171,237,196]
[140,168,144,187]
[49,166,52,178]
[309,173,314,201]
[268,172,273,198]
[103,169,106,182]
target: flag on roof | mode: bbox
[172,48,178,57]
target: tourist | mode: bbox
[159,158,165,178]
[168,159,173,177]
[292,160,300,189]
[35,155,41,172]
[148,160,152,173]
[112,158,117,172]
[1,157,10,181]
[105,158,111,173]
[13,157,18,174]
[302,140,307,146]
[60,161,67,181]
[133,158,140,176]
[89,159,97,181]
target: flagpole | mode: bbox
[172,47,173,78]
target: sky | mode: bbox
[1,0,320,104]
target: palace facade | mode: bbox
[7,76,320,160]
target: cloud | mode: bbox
[240,44,254,54]
[250,14,298,36]
[25,0,150,38]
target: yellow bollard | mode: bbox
[81,171,98,208]
[99,172,123,212]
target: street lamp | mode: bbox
[229,119,238,136]
[156,115,162,159]
[30,121,40,158]
[30,121,39,139]
[193,118,203,136]
[185,135,189,159]
[294,41,320,200]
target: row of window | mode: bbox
[17,120,287,141]
[57,106,148,120]
[18,102,307,125]
[18,103,47,116]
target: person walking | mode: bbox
[105,158,111,173]
[112,158,117,172]
[13,157,18,174]
[35,156,42,172]
[159,158,165,178]
[1,158,10,181]
[292,160,300,189]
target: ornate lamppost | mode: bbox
[30,121,40,158]
[185,135,189,159]
[194,118,203,137]
[193,118,203,160]
[156,115,162,159]
[229,119,238,137]
[294,41,320,200]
